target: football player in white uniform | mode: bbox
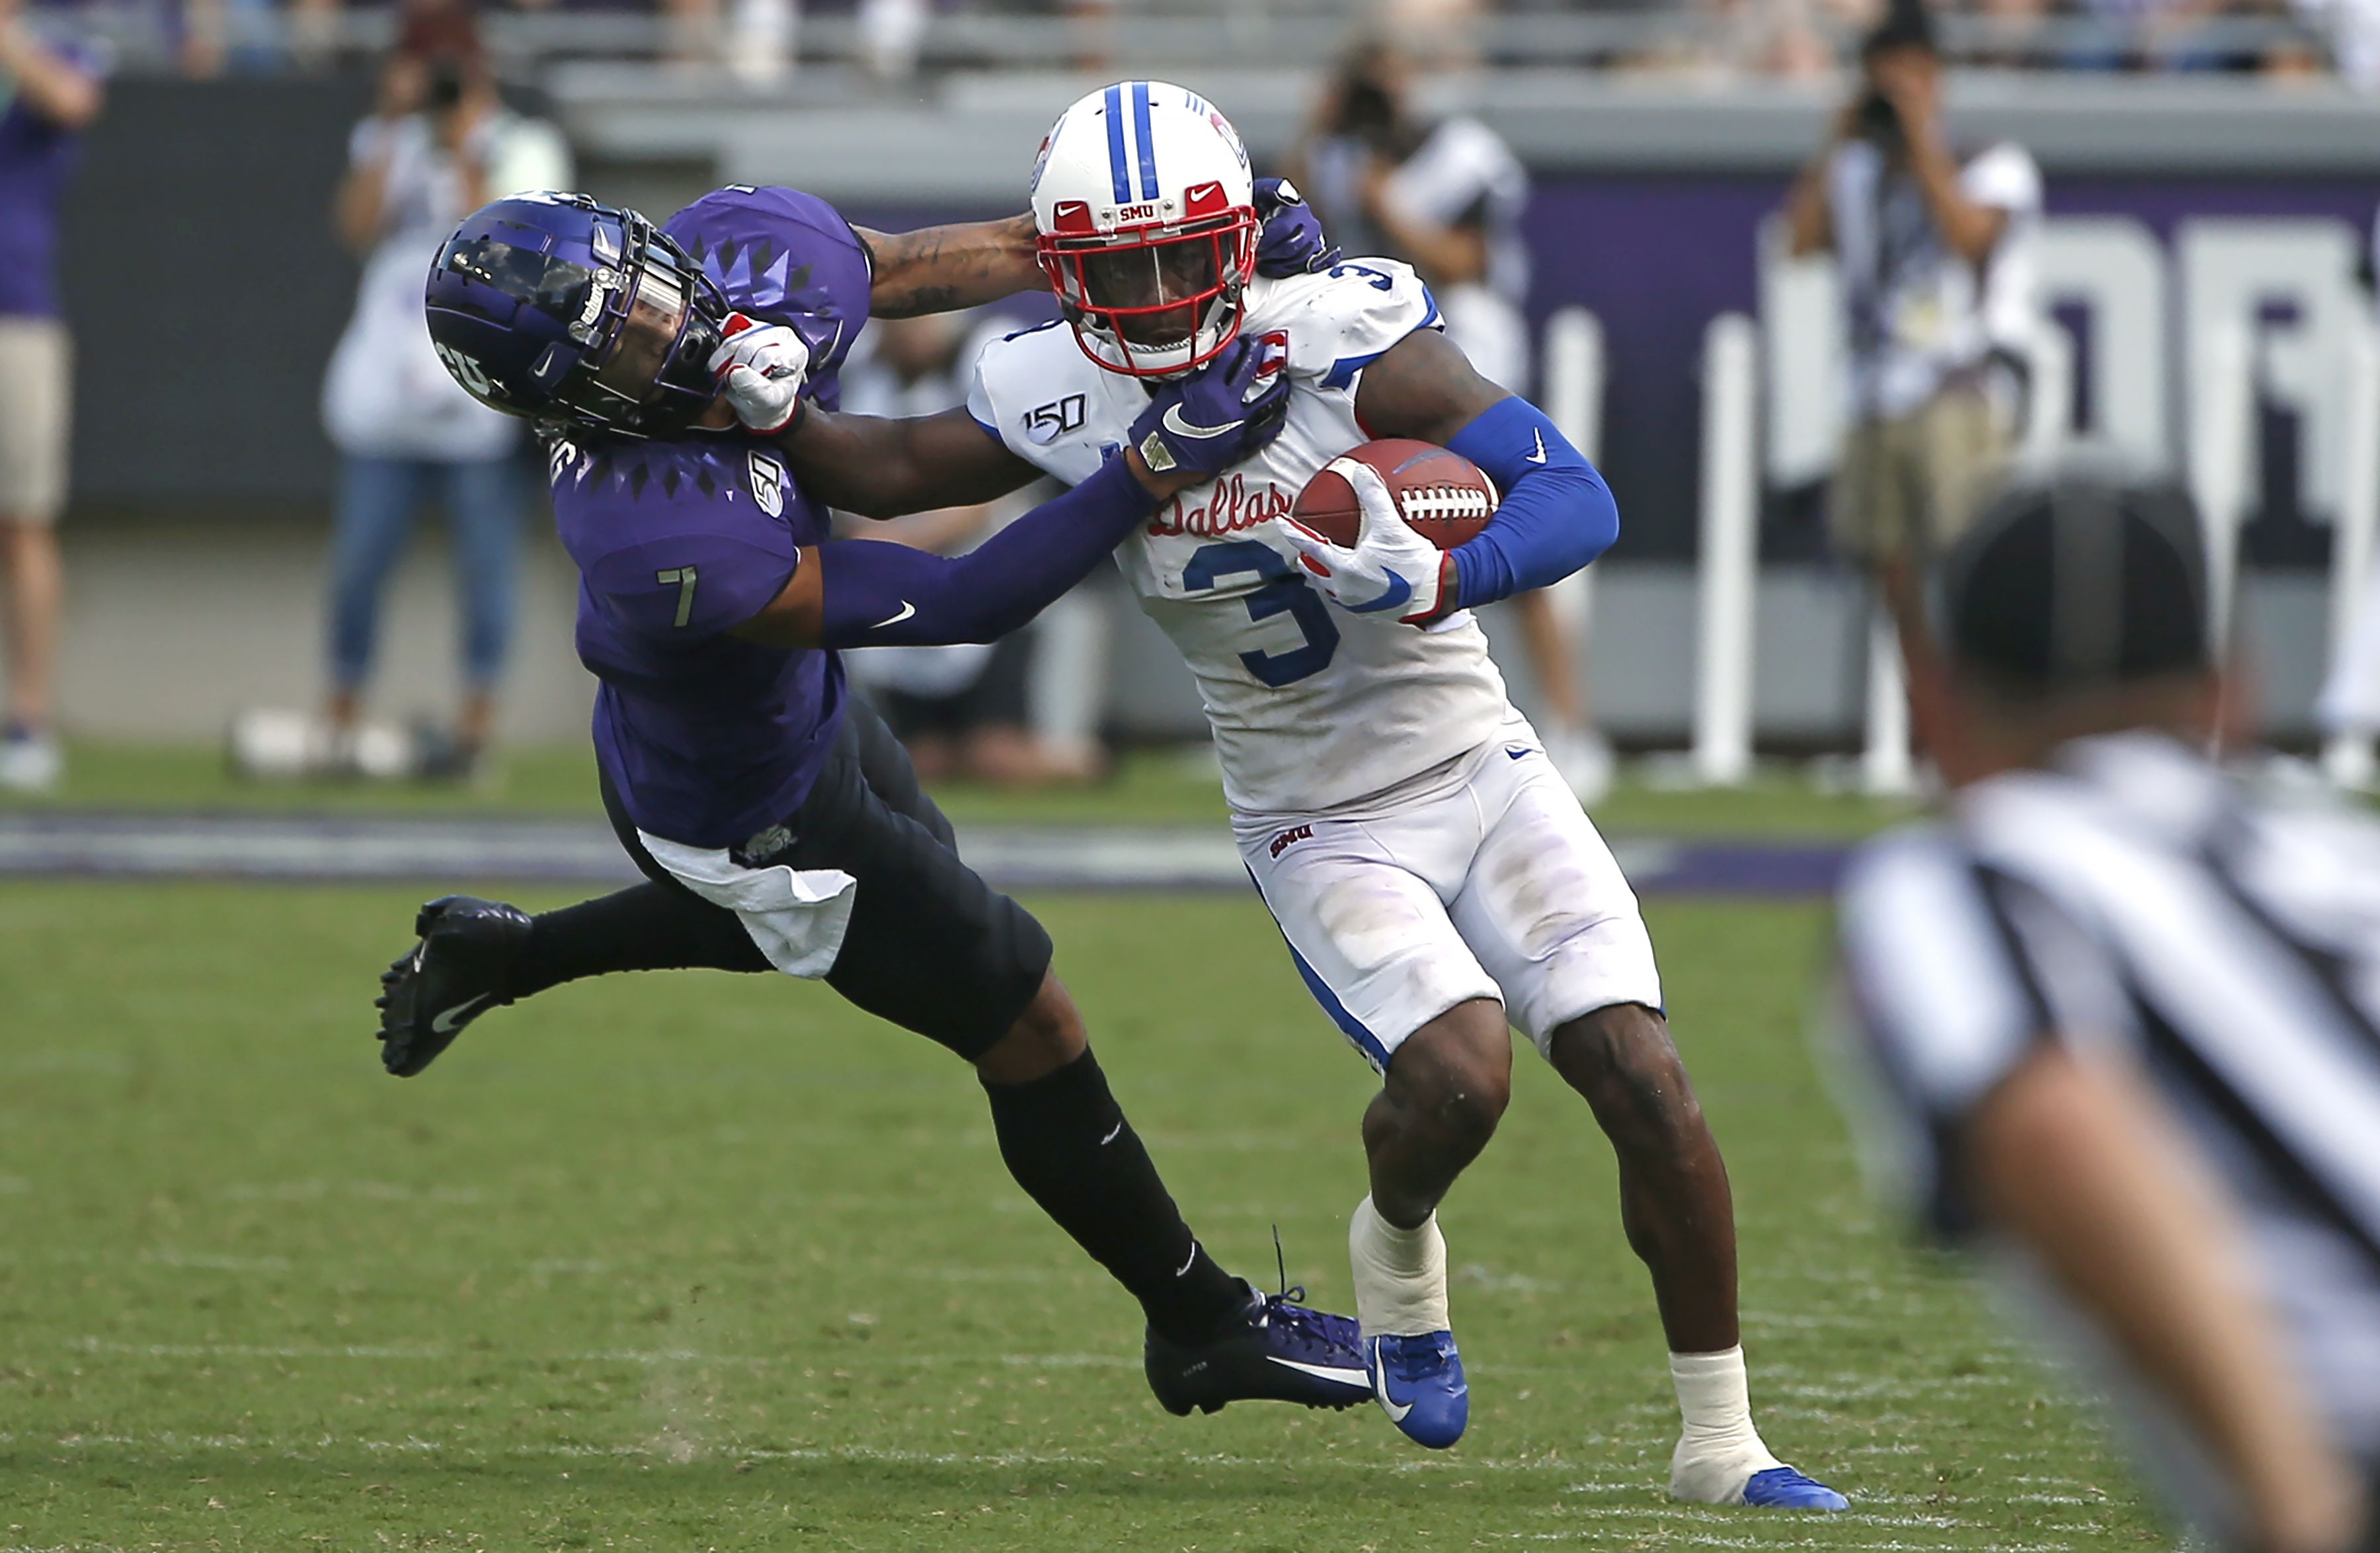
[749,81,1844,1509]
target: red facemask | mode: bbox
[1037,204,1259,379]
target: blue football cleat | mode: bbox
[1145,1282,1371,1415]
[1365,1332,1469,1449]
[1742,1465,1850,1511]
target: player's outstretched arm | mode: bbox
[853,182,1337,320]
[733,333,1290,651]
[708,323,1041,514]
[781,406,1043,519]
[1349,327,1620,622]
[727,448,1170,651]
[853,216,1041,319]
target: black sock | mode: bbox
[507,883,772,999]
[982,1049,1246,1345]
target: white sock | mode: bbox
[1667,1346,1781,1502]
[1347,1194,1450,1337]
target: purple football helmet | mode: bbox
[424,191,730,439]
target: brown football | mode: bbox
[1290,439,1499,550]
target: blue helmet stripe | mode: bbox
[1131,81,1159,201]
[1102,84,1130,204]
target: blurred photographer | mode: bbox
[317,50,570,779]
[1291,42,1612,801]
[1784,0,2042,579]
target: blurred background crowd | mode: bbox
[9,0,2363,87]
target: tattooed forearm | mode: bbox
[876,284,965,317]
[857,215,1040,318]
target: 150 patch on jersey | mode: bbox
[748,450,786,518]
[1024,393,1088,446]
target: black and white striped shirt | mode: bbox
[1837,731,2380,1466]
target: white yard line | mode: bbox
[0,1423,2124,1542]
[0,1429,1612,1477]
[1528,1505,1981,1530]
[56,1336,2030,1405]
[1495,1536,2073,1551]
[56,1337,1144,1369]
[0,814,1835,895]
[138,1249,293,1273]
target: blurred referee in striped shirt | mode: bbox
[1835,470,2379,1553]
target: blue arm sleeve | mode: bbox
[817,454,1150,648]
[1442,395,1620,612]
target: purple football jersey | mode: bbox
[664,184,874,411]
[546,184,878,848]
[553,434,844,849]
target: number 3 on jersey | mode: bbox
[1182,540,1339,688]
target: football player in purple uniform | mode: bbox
[378,184,1369,1418]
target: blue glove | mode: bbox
[1129,333,1291,479]
[1253,177,1341,278]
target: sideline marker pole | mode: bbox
[1692,313,1759,787]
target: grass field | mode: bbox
[0,740,1922,838]
[0,881,2162,1552]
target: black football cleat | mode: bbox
[374,895,532,1077]
[1145,1281,1371,1416]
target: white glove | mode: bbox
[1282,458,1452,625]
[707,312,811,435]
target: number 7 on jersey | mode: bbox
[656,566,699,629]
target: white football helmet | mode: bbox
[1029,81,1259,381]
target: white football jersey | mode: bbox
[969,259,1514,814]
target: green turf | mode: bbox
[0,882,2159,1551]
[0,741,1919,836]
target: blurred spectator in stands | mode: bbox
[1964,0,2059,69]
[2291,0,2377,83]
[658,0,721,70]
[397,0,483,60]
[317,48,571,780]
[1290,40,1613,802]
[184,0,485,83]
[1811,0,1887,47]
[725,0,794,82]
[858,0,928,79]
[1784,0,2040,586]
[1691,0,1839,75]
[838,313,1103,785]
[181,0,285,76]
[1065,0,1117,75]
[0,0,100,793]
[1753,0,1841,77]
[1384,0,1488,69]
